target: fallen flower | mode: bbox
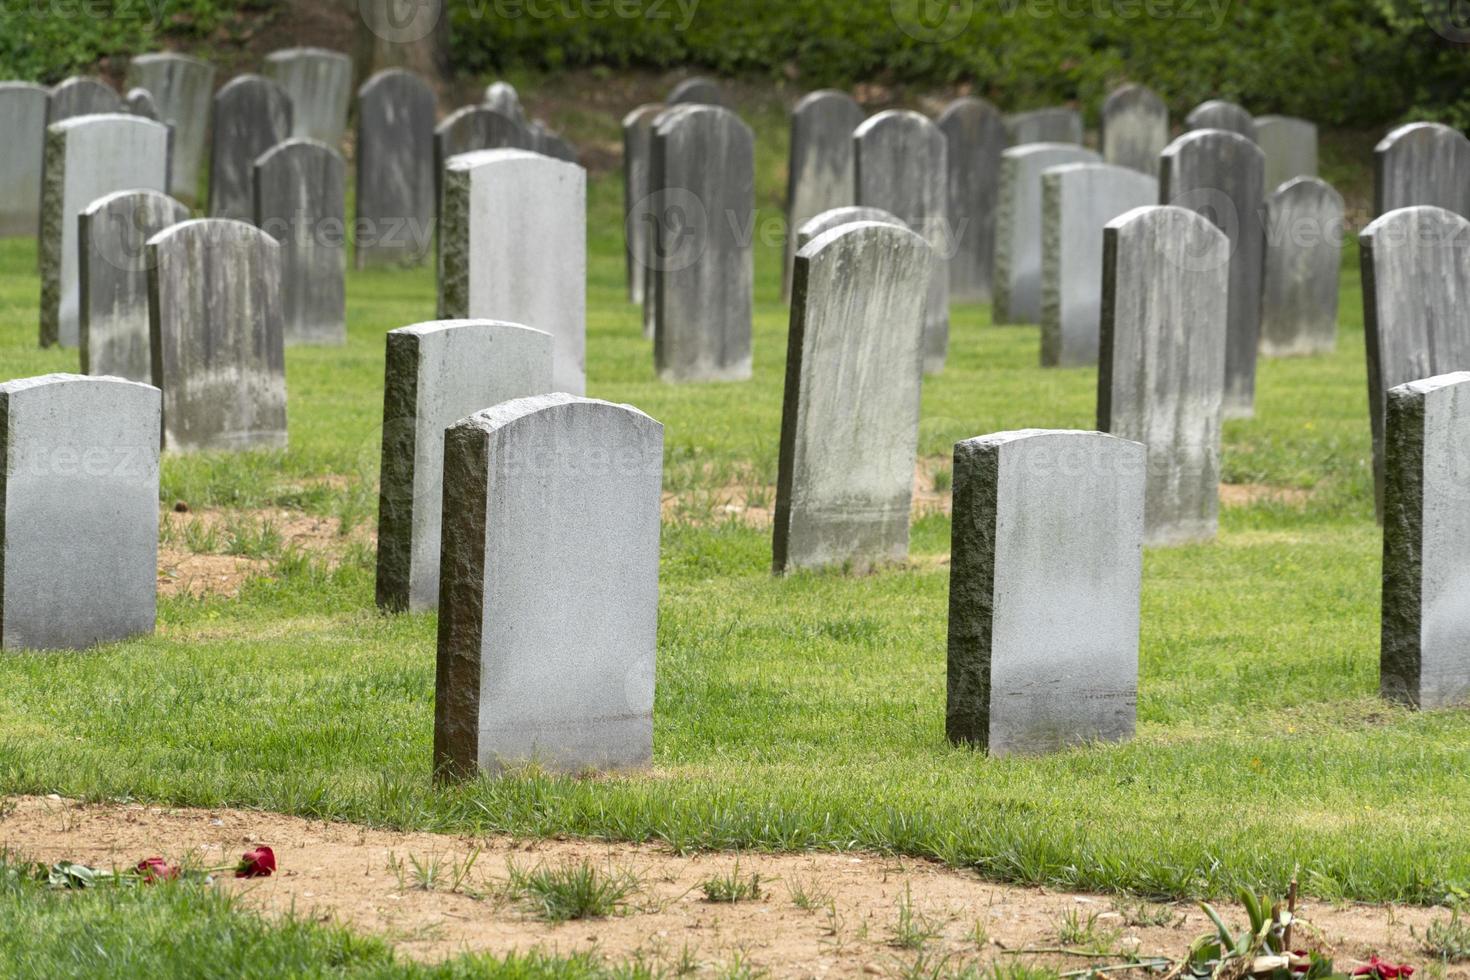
[235,846,276,879]
[1354,956,1415,979]
[135,857,179,883]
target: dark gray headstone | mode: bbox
[125,53,215,204]
[621,103,664,306]
[1005,107,1084,146]
[0,82,48,237]
[528,119,578,163]
[993,142,1101,325]
[668,77,723,106]
[355,69,435,268]
[1184,99,1257,142]
[253,138,346,346]
[1374,122,1470,219]
[795,206,904,251]
[125,87,159,120]
[46,76,121,123]
[1260,177,1342,358]
[209,75,292,221]
[262,47,352,147]
[1255,115,1318,195]
[782,90,864,302]
[937,97,1007,303]
[432,105,532,207]
[483,80,526,124]
[1101,84,1168,177]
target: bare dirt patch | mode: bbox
[1220,484,1313,508]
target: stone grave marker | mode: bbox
[782,90,864,301]
[937,96,1007,302]
[1255,115,1319,194]
[622,103,664,305]
[1101,84,1168,177]
[1374,122,1470,219]
[209,75,292,221]
[432,105,531,207]
[263,47,352,147]
[0,83,47,237]
[1260,177,1342,357]
[1184,99,1257,141]
[253,138,347,346]
[483,80,525,123]
[47,76,120,123]
[795,206,904,250]
[668,77,723,106]
[355,69,435,268]
[1005,107,1083,145]
[993,142,1101,325]
[125,53,215,204]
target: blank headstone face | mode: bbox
[126,88,159,120]
[795,206,904,251]
[1160,129,1266,420]
[254,138,347,346]
[854,110,949,373]
[1374,122,1470,219]
[376,320,553,613]
[40,114,171,350]
[1382,372,1470,710]
[1098,205,1230,545]
[210,75,293,222]
[1101,85,1168,177]
[263,47,352,147]
[125,53,216,204]
[440,149,587,395]
[0,83,48,237]
[993,142,1101,325]
[1360,206,1470,517]
[47,76,121,123]
[1260,177,1342,358]
[434,393,663,779]
[1005,107,1084,146]
[774,222,933,574]
[147,219,288,452]
[782,90,864,302]
[1041,163,1158,367]
[1255,115,1319,195]
[668,77,723,106]
[483,81,526,124]
[433,106,532,205]
[80,189,190,383]
[355,70,436,268]
[0,374,160,652]
[938,97,1007,303]
[621,103,664,305]
[1184,99,1257,142]
[947,429,1144,755]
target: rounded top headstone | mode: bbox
[668,76,723,106]
[1184,99,1257,141]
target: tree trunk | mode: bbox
[355,0,449,84]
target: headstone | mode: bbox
[1101,84,1168,177]
[46,76,121,123]
[668,77,723,106]
[0,83,47,237]
[529,120,578,163]
[947,429,1144,755]
[774,221,933,574]
[1005,107,1084,146]
[80,189,190,383]
[209,75,292,221]
[782,90,864,302]
[0,374,160,652]
[433,393,663,779]
[262,47,352,147]
[648,106,754,383]
[432,106,531,205]
[147,219,288,452]
[853,110,948,372]
[440,149,587,395]
[125,53,216,204]
[1040,162,1158,367]
[1160,129,1266,419]
[483,80,526,123]
[1098,205,1230,545]
[993,142,1101,325]
[1374,122,1470,219]
[376,320,553,613]
[621,103,664,305]
[937,96,1007,302]
[1381,371,1470,710]
[1260,177,1342,358]
[1184,99,1257,142]
[40,114,171,349]
[1255,115,1318,194]
[795,206,904,251]
[1360,206,1470,517]
[253,138,347,346]
[355,69,436,268]
[125,88,159,120]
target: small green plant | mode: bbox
[890,884,943,951]
[223,516,282,558]
[785,874,831,912]
[407,852,442,892]
[503,860,638,922]
[1111,897,1180,928]
[966,917,990,949]
[702,863,763,903]
[712,950,767,980]
[931,467,952,493]
[1056,908,1120,951]
[182,518,221,554]
[1419,911,1470,962]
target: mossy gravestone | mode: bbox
[1101,84,1168,178]
[0,83,48,237]
[263,47,352,148]
[993,143,1100,326]
[1184,99,1256,142]
[46,76,120,124]
[253,138,347,346]
[210,76,292,222]
[125,53,215,204]
[1259,177,1342,358]
[782,90,864,302]
[796,206,903,250]
[355,70,436,269]
[621,103,664,308]
[432,106,531,212]
[1374,122,1470,220]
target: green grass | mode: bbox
[503,860,641,922]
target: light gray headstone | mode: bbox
[1374,122,1470,219]
[668,77,723,106]
[146,219,288,452]
[483,81,526,124]
[1101,84,1168,177]
[440,149,587,395]
[0,83,48,237]
[1160,129,1266,420]
[1041,162,1158,367]
[262,47,352,147]
[782,90,864,302]
[1260,177,1342,358]
[993,142,1101,325]
[774,222,933,574]
[1184,99,1257,142]
[947,429,1144,755]
[375,320,553,613]
[854,109,949,372]
[46,76,121,123]
[0,374,160,652]
[125,88,159,120]
[1005,107,1084,146]
[1255,115,1318,195]
[125,53,215,204]
[938,97,1007,303]
[80,189,190,383]
[621,103,664,306]
[434,393,663,779]
[795,206,904,251]
[432,105,532,207]
[1098,205,1230,545]
[209,75,292,221]
[253,138,346,346]
[355,69,436,268]
[40,114,171,350]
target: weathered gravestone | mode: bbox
[432,106,531,207]
[938,97,1007,302]
[355,69,436,268]
[254,138,347,346]
[1184,99,1257,142]
[1374,122,1470,219]
[1382,371,1470,710]
[1260,177,1342,357]
[668,76,723,106]
[1005,107,1083,146]
[1255,115,1318,195]
[125,53,215,204]
[993,143,1101,325]
[210,75,292,221]
[0,374,160,651]
[1160,129,1266,419]
[263,47,352,147]
[147,219,288,452]
[621,103,664,305]
[80,189,190,383]
[483,80,525,123]
[782,90,864,302]
[1361,206,1470,517]
[795,206,904,250]
[854,110,949,372]
[1101,84,1168,177]
[40,114,171,349]
[1098,206,1230,545]
[529,121,578,164]
[47,76,121,123]
[376,320,553,613]
[947,429,1144,755]
[0,83,47,237]
[125,88,159,120]
[433,393,663,779]
[440,149,587,395]
[1041,162,1158,367]
[773,221,933,574]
